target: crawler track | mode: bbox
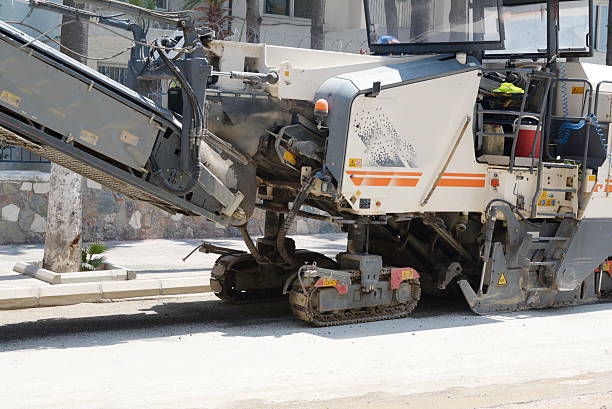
[289,279,420,327]
[211,251,337,304]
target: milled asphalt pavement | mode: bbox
[2,233,612,408]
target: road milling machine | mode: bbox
[2,0,612,325]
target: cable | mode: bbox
[7,21,133,61]
[276,171,319,267]
[557,62,573,144]
[557,62,606,147]
[86,19,194,52]
[15,20,75,49]
[239,225,266,264]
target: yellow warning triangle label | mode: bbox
[497,273,508,286]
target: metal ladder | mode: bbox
[518,231,572,291]
[530,78,595,218]
[476,69,555,173]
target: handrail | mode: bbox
[594,80,612,117]
[594,80,612,198]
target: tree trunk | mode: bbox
[43,0,87,273]
[310,0,325,50]
[246,0,261,43]
[43,165,84,272]
[607,3,612,65]
[410,0,433,42]
[449,0,468,42]
[384,0,399,38]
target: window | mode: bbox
[98,65,128,85]
[265,0,312,18]
[155,0,167,10]
[366,0,504,54]
[293,0,311,18]
[486,0,592,57]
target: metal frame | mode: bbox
[484,0,594,60]
[0,145,50,163]
[363,0,506,55]
[0,110,236,225]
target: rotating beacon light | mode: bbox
[314,98,329,129]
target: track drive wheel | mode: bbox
[211,251,336,304]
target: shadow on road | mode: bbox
[3,293,612,353]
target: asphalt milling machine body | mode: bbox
[1,0,612,326]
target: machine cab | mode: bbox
[363,0,604,177]
[364,0,593,58]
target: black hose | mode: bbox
[276,172,318,267]
[239,225,267,265]
[155,41,203,194]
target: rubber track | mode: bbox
[289,279,420,327]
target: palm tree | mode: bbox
[383,0,434,43]
[310,0,325,50]
[384,0,398,38]
[192,0,234,40]
[410,0,433,42]
[246,0,261,43]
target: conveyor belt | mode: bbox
[0,123,194,215]
[0,20,242,226]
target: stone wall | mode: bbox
[0,171,339,245]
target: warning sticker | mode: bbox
[348,158,363,168]
[497,273,508,286]
[571,86,585,95]
[0,90,20,108]
[120,130,140,146]
[79,129,99,146]
[318,278,337,287]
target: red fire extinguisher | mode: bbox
[514,116,541,158]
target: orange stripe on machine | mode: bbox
[437,179,486,188]
[437,172,486,188]
[442,173,486,178]
[347,170,421,187]
[346,171,423,176]
[347,171,486,188]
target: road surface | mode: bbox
[1,292,612,408]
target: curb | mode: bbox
[14,261,136,284]
[0,276,212,310]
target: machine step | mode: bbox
[526,287,555,292]
[542,187,577,193]
[534,236,570,241]
[542,162,579,169]
[477,109,542,117]
[476,132,517,139]
[529,261,557,266]
[536,212,577,218]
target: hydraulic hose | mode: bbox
[239,225,267,265]
[557,62,605,145]
[276,171,319,267]
[155,40,203,194]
